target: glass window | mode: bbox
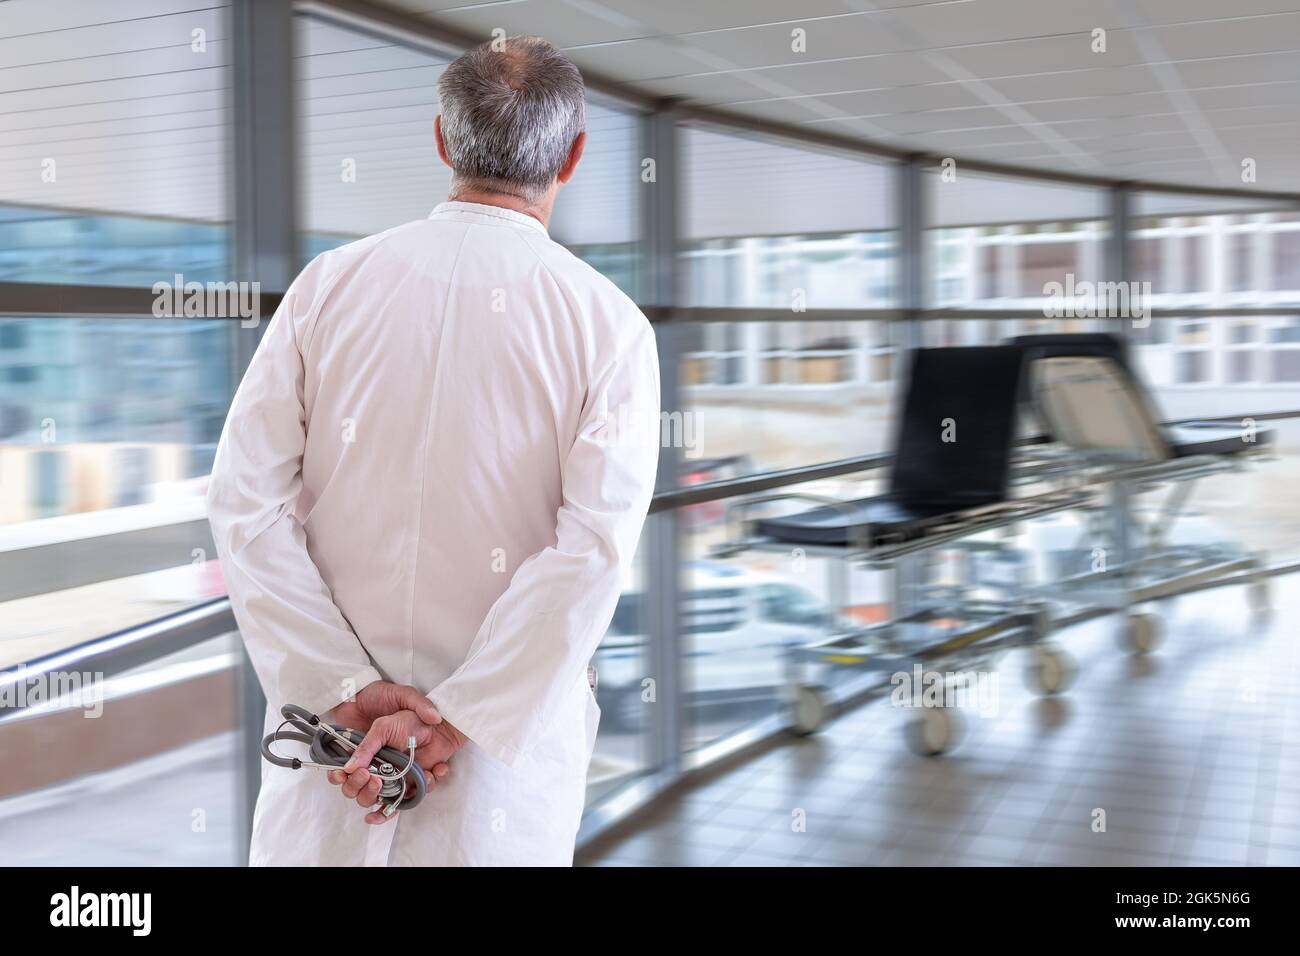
[1133,194,1300,307]
[0,633,243,865]
[1176,351,1209,384]
[294,17,641,297]
[547,102,643,300]
[294,17,450,261]
[676,125,898,479]
[1019,239,1080,298]
[0,317,233,662]
[0,212,229,287]
[588,542,651,803]
[1133,236,1161,290]
[1227,350,1254,383]
[0,2,231,285]
[1272,229,1300,298]
[1229,320,1257,345]
[680,125,896,308]
[678,319,899,474]
[1267,317,1300,344]
[926,169,1107,312]
[1131,315,1300,399]
[1178,322,1209,346]
[1270,349,1300,383]
[1179,233,1211,294]
[0,318,230,477]
[679,489,857,752]
[1229,229,1255,292]
[1081,316,1300,562]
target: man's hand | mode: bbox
[326,680,441,733]
[328,709,468,825]
[324,680,457,823]
[326,679,452,774]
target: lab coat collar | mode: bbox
[430,201,549,236]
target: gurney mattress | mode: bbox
[754,495,972,548]
[1169,422,1275,458]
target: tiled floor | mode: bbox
[579,576,1300,867]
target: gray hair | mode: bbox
[436,36,586,201]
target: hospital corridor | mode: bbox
[2,0,1300,904]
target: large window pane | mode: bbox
[0,1,230,285]
[295,16,641,296]
[677,125,899,478]
[0,318,231,514]
[588,540,651,802]
[548,103,642,300]
[0,318,232,661]
[926,168,1108,312]
[679,478,884,752]
[679,319,899,474]
[680,125,897,308]
[1132,194,1300,309]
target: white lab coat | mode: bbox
[207,201,660,866]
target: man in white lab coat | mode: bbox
[207,36,660,866]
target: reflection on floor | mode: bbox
[578,577,1300,867]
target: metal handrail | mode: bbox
[650,452,892,513]
[0,598,237,723]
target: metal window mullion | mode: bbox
[640,104,685,774]
[227,0,298,866]
[897,156,925,352]
[1106,183,1132,339]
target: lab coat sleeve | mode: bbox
[207,261,382,716]
[430,319,661,767]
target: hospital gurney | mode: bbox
[708,346,1089,754]
[1015,334,1276,653]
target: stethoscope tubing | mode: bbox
[260,704,428,811]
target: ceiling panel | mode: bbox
[940,33,1150,75]
[5,0,1297,224]
[388,0,1300,188]
[563,0,942,37]
[1151,14,1300,61]
[674,17,912,69]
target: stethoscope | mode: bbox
[260,703,427,817]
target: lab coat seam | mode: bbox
[406,223,474,685]
[296,249,361,361]
[515,230,596,416]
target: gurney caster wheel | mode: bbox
[1122,611,1163,654]
[905,707,964,757]
[790,683,831,736]
[1024,645,1076,696]
[1247,579,1272,614]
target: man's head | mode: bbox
[435,36,586,208]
